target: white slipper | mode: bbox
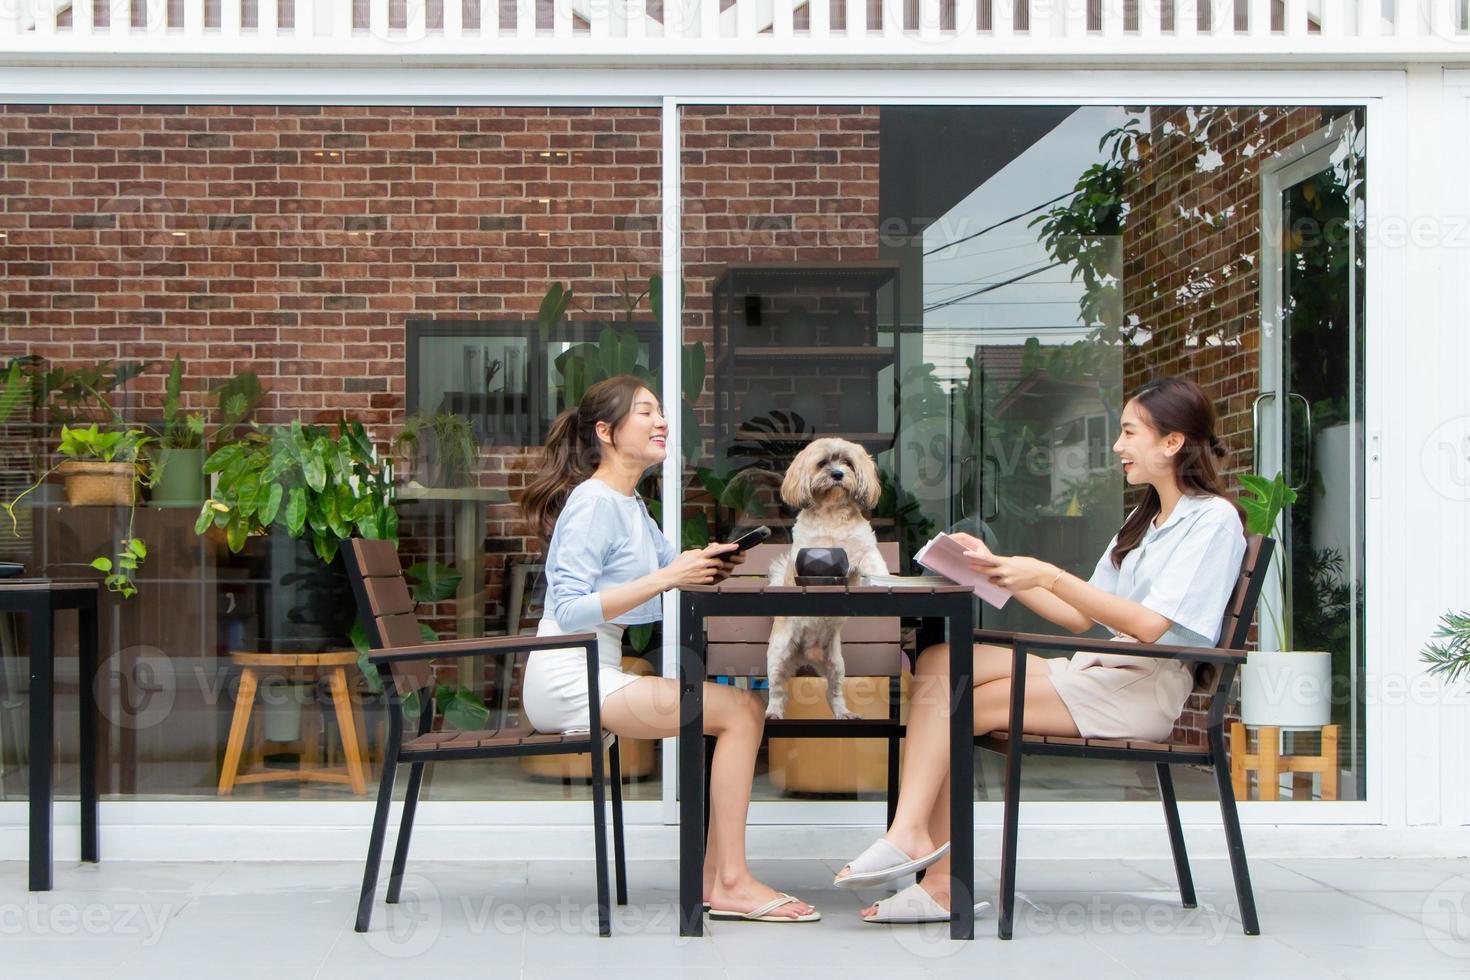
[707,893,821,923]
[860,883,993,924]
[833,838,950,889]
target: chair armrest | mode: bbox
[368,631,600,666]
[974,628,1246,665]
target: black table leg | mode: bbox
[949,598,975,940]
[78,595,99,864]
[28,596,52,892]
[678,591,705,938]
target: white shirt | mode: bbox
[1087,492,1248,648]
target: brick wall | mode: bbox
[0,104,662,636]
[679,105,882,520]
[1120,105,1337,744]
[0,103,884,632]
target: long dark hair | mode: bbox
[1110,376,1245,568]
[520,374,651,544]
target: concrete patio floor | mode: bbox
[1,856,1467,979]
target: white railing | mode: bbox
[0,0,1466,61]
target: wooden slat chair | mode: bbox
[975,534,1275,941]
[343,538,628,937]
[706,541,905,826]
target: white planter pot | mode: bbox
[260,680,313,743]
[1240,651,1333,730]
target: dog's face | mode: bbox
[780,438,881,512]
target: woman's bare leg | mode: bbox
[834,642,1077,912]
[600,676,814,919]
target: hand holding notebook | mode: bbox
[913,532,1013,609]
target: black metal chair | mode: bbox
[975,534,1274,940]
[343,538,627,937]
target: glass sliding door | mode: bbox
[680,102,1369,806]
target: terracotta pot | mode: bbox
[58,460,139,506]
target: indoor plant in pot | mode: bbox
[146,356,263,505]
[200,417,489,731]
[5,423,153,596]
[392,410,477,489]
[1238,471,1334,730]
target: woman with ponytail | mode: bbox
[834,376,1248,924]
[520,374,819,923]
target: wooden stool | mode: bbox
[218,651,368,796]
[1230,722,1339,801]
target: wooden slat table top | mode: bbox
[684,580,972,594]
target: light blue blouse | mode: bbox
[543,478,676,632]
[1087,493,1248,647]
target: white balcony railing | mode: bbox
[0,0,1466,63]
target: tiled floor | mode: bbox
[1,856,1466,979]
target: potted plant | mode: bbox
[393,410,478,489]
[1,358,158,596]
[4,423,153,596]
[146,356,263,505]
[200,417,489,731]
[1238,471,1333,729]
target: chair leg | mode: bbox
[997,740,1023,941]
[609,737,628,906]
[385,761,426,904]
[588,736,613,938]
[1155,763,1197,909]
[1209,727,1260,936]
[886,675,901,831]
[354,739,401,933]
[701,735,715,848]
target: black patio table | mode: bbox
[677,578,977,940]
[0,579,101,891]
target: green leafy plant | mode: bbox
[198,417,398,563]
[1239,471,1300,649]
[146,356,263,449]
[203,422,490,730]
[394,411,479,488]
[1422,610,1470,685]
[3,423,154,597]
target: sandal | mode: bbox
[860,883,993,924]
[834,838,950,889]
[707,892,821,923]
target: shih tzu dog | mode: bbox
[764,438,887,720]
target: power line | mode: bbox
[922,261,1066,314]
[921,191,1073,258]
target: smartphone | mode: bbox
[726,525,772,554]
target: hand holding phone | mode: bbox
[726,525,772,554]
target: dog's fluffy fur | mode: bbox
[764,438,887,720]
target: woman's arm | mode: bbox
[968,553,1173,642]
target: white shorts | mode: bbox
[521,616,644,734]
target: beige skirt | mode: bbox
[1048,650,1194,742]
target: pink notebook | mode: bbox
[914,533,1013,609]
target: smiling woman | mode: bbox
[515,373,820,921]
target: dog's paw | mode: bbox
[765,705,787,721]
[833,708,862,721]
